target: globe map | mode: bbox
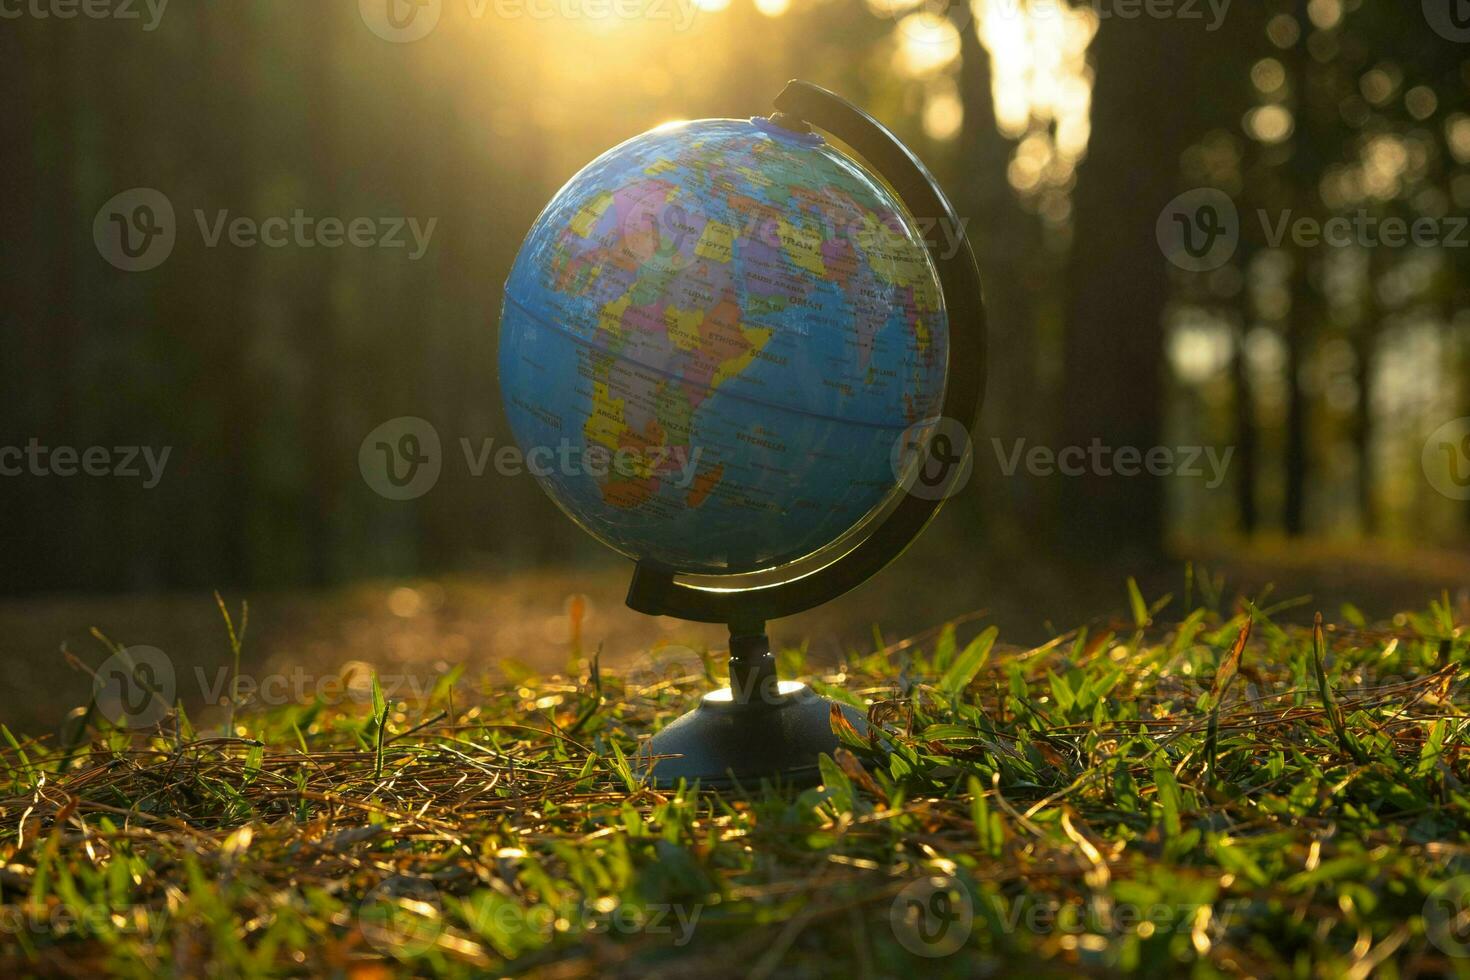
[499,117,949,575]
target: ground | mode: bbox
[0,565,1468,977]
[3,536,1467,736]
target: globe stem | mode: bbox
[727,629,777,706]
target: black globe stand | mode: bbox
[639,628,869,790]
[624,80,988,789]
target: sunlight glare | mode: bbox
[923,78,964,141]
[893,12,961,77]
[1448,115,1470,163]
[1246,105,1294,144]
[976,0,1096,199]
[865,0,923,16]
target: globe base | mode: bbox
[638,680,869,789]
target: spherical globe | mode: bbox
[499,117,949,575]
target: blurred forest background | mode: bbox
[2,0,1469,603]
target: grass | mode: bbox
[0,573,1468,977]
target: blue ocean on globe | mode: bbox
[499,117,948,575]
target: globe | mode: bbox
[499,116,950,577]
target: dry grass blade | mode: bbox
[1204,610,1252,782]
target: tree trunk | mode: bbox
[199,4,259,588]
[1282,252,1312,538]
[1230,298,1258,536]
[955,17,1037,539]
[299,6,342,587]
[1059,20,1211,555]
[1350,250,1386,537]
